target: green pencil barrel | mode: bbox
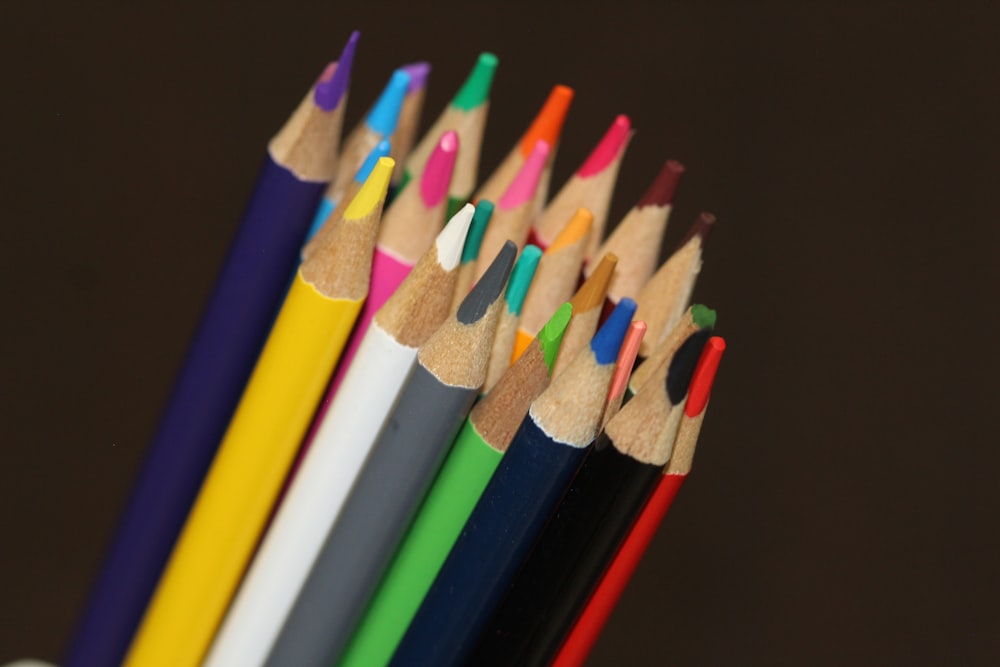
[337,419,502,667]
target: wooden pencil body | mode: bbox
[265,364,478,667]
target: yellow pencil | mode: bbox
[123,160,394,667]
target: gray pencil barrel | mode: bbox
[264,364,477,667]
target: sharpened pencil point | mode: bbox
[578,115,632,177]
[459,241,516,324]
[437,204,475,271]
[637,159,685,208]
[505,245,542,316]
[680,211,716,246]
[499,141,550,210]
[519,85,575,157]
[344,157,393,220]
[315,31,359,111]
[453,52,499,111]
[366,69,410,136]
[591,298,636,364]
[355,140,392,185]
[401,61,431,92]
[461,201,494,263]
[690,304,717,329]
[548,208,593,252]
[420,131,459,207]
[685,336,726,416]
[539,303,573,371]
[666,329,713,404]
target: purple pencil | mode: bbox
[63,32,358,667]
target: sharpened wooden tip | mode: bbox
[345,158,394,219]
[519,85,575,157]
[458,242,517,324]
[571,253,617,313]
[549,208,593,252]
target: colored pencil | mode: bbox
[401,53,497,217]
[629,304,717,399]
[634,212,715,358]
[305,138,392,249]
[62,37,357,667]
[529,115,632,258]
[338,302,573,667]
[390,298,636,667]
[587,159,684,317]
[122,158,392,667]
[306,64,409,241]
[390,62,431,188]
[551,252,618,378]
[554,336,726,667]
[512,208,593,361]
[482,245,542,393]
[264,242,517,667]
[475,84,574,217]
[469,320,712,667]
[601,320,646,429]
[449,199,494,311]
[473,139,550,282]
[301,130,459,450]
[202,203,473,667]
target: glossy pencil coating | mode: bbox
[390,299,634,667]
[553,337,726,667]
[63,54,354,667]
[203,196,471,667]
[338,304,572,667]
[123,160,393,667]
[263,243,516,667]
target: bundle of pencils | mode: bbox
[66,30,730,667]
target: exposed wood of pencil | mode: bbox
[531,116,632,256]
[587,160,684,304]
[551,252,617,377]
[376,134,457,264]
[515,209,593,355]
[389,62,430,186]
[472,338,550,453]
[269,65,349,182]
[629,304,714,395]
[482,246,541,392]
[634,212,715,357]
[475,84,574,211]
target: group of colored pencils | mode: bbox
[67,31,728,667]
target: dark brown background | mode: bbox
[2,2,998,665]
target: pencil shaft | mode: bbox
[471,436,662,666]
[390,416,588,667]
[266,365,477,667]
[65,156,323,667]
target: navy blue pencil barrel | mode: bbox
[64,37,357,667]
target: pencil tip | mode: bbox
[401,61,431,92]
[679,211,716,246]
[685,336,726,416]
[458,241,516,324]
[499,140,550,210]
[570,252,617,312]
[314,31,359,111]
[577,114,632,177]
[354,139,392,185]
[506,245,543,315]
[519,85,575,157]
[539,302,573,371]
[690,304,717,330]
[437,204,475,271]
[452,52,499,111]
[344,157,394,219]
[591,297,636,364]
[637,159,685,208]
[462,201,494,263]
[420,131,460,207]
[666,329,713,404]
[547,208,593,252]
[366,69,410,136]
